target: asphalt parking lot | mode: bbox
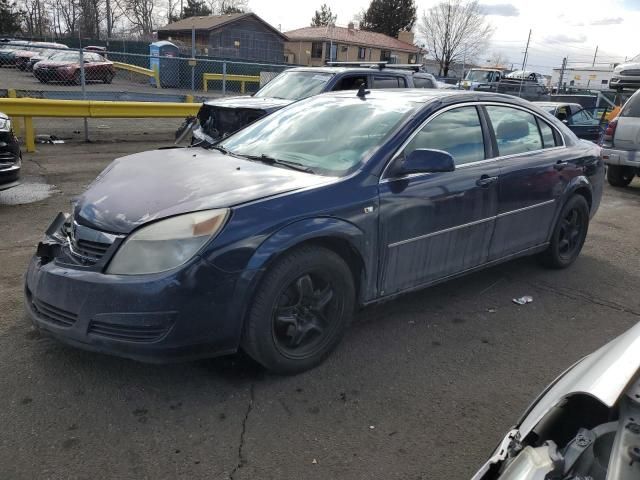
[1,140,639,479]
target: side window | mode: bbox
[372,76,400,88]
[413,77,434,88]
[333,75,368,91]
[486,106,543,156]
[536,118,558,148]
[568,109,592,125]
[621,93,640,117]
[404,106,485,166]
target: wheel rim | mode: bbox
[557,207,585,259]
[271,272,338,359]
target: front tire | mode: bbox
[607,165,635,187]
[242,246,355,375]
[539,195,590,269]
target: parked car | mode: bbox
[187,64,438,144]
[0,41,29,66]
[27,46,70,71]
[14,42,67,70]
[601,88,640,187]
[0,113,22,190]
[534,102,604,142]
[25,90,603,374]
[610,53,640,91]
[33,51,115,84]
[473,321,640,480]
[458,68,504,90]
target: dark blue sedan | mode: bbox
[25,90,604,374]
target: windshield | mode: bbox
[466,70,492,82]
[48,52,80,62]
[219,95,416,176]
[254,71,334,100]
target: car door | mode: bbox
[378,105,499,296]
[483,104,575,260]
[566,109,602,142]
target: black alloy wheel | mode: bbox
[242,246,355,374]
[539,194,590,269]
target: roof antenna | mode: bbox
[356,84,370,99]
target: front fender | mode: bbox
[221,217,375,352]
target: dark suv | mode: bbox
[187,64,438,144]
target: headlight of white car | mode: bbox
[0,117,11,132]
[106,209,229,275]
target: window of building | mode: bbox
[601,79,608,85]
[358,47,366,60]
[380,50,391,62]
[311,42,323,58]
[408,53,417,64]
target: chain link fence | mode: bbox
[0,41,292,144]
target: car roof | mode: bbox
[285,66,414,76]
[316,88,537,106]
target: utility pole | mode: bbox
[557,57,567,94]
[592,45,598,67]
[518,29,532,98]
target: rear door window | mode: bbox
[372,76,405,88]
[332,75,368,91]
[413,76,435,88]
[404,106,485,165]
[486,106,543,156]
[536,118,558,148]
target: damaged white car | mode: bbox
[473,322,640,480]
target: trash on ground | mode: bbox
[512,296,533,305]
[35,134,64,144]
[487,308,497,313]
[311,459,317,464]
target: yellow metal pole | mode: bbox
[24,117,35,153]
[7,89,23,137]
[241,81,245,94]
[203,75,208,92]
[186,94,194,103]
[153,65,161,89]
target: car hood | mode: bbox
[473,321,640,479]
[517,320,640,436]
[203,96,292,111]
[74,147,333,234]
[614,61,640,73]
[36,60,75,68]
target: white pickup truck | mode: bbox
[601,89,640,186]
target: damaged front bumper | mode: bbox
[24,214,244,362]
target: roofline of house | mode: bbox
[158,12,289,41]
[284,36,419,53]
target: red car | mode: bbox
[33,51,115,84]
[14,42,67,71]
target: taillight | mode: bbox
[601,118,618,146]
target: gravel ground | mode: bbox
[0,141,639,480]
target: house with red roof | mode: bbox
[284,23,423,66]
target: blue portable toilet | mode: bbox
[149,40,180,88]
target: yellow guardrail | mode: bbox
[112,62,161,88]
[0,98,199,152]
[203,73,260,93]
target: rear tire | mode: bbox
[539,195,590,269]
[241,246,355,375]
[607,165,635,187]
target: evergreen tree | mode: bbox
[310,4,336,27]
[182,0,211,18]
[360,0,416,38]
[0,0,23,34]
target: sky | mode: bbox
[247,0,640,74]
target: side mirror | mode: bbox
[396,149,455,176]
[175,116,199,145]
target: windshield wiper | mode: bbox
[244,154,315,173]
[208,144,229,154]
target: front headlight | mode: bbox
[0,117,10,132]
[106,209,229,275]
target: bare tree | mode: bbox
[419,0,494,77]
[122,0,154,35]
[488,51,508,68]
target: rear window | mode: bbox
[372,76,405,88]
[621,93,640,118]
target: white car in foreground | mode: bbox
[473,321,640,480]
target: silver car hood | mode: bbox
[473,321,640,479]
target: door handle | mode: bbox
[554,161,569,171]
[476,175,498,187]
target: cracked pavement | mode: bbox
[1,140,639,479]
